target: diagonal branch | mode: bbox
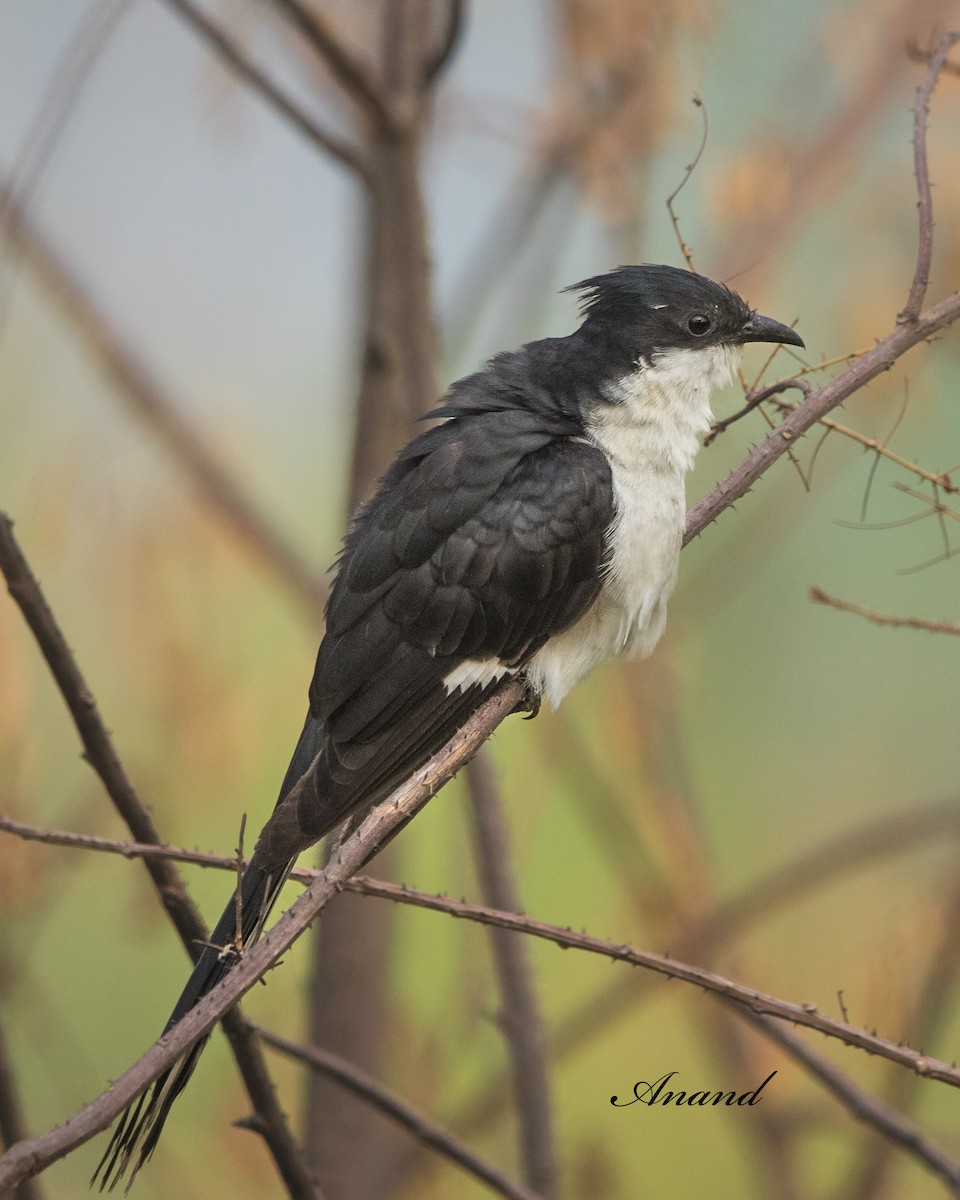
[5,817,960,1095]
[0,681,525,1194]
[685,289,960,544]
[263,0,392,129]
[810,586,960,636]
[0,515,322,1200]
[255,1026,543,1200]
[729,1004,960,1193]
[159,0,370,177]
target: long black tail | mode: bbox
[93,715,323,1191]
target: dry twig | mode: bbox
[255,1026,543,1200]
[0,682,525,1195]
[811,586,960,636]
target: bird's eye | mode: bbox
[687,314,712,336]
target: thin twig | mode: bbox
[0,681,525,1194]
[0,515,322,1200]
[311,879,960,1089]
[263,0,392,129]
[762,391,958,499]
[0,183,328,618]
[466,753,557,1200]
[255,1026,544,1200]
[810,586,960,636]
[685,289,960,544]
[160,0,371,177]
[666,95,708,271]
[899,32,960,323]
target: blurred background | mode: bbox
[1,1,959,1198]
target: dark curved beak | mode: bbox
[739,312,804,348]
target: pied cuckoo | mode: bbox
[95,263,803,1186]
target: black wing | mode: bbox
[93,407,615,1190]
[255,410,613,866]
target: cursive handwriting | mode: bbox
[611,1070,776,1108]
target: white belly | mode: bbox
[526,344,731,707]
[524,469,684,707]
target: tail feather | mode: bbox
[93,859,293,1190]
[93,713,324,1191]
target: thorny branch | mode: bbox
[665,95,708,272]
[899,31,960,323]
[730,1005,960,1194]
[2,817,960,1094]
[0,682,526,1195]
[0,516,322,1200]
[698,34,960,539]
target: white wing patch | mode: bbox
[443,659,517,695]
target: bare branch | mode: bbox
[263,0,392,129]
[908,38,960,77]
[466,753,557,1199]
[0,1020,44,1200]
[731,1005,960,1192]
[685,289,960,544]
[0,515,321,1200]
[309,880,960,1089]
[438,800,960,1152]
[8,801,960,1095]
[0,182,328,619]
[899,31,960,323]
[255,1027,544,1200]
[160,0,371,177]
[811,586,960,636]
[423,0,465,84]
[0,681,525,1194]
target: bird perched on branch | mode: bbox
[95,263,803,1187]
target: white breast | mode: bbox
[524,343,738,708]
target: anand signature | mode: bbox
[611,1070,776,1108]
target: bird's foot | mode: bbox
[517,680,542,720]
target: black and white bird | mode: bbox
[96,263,802,1186]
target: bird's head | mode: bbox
[568,264,803,397]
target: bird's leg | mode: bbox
[517,678,542,720]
